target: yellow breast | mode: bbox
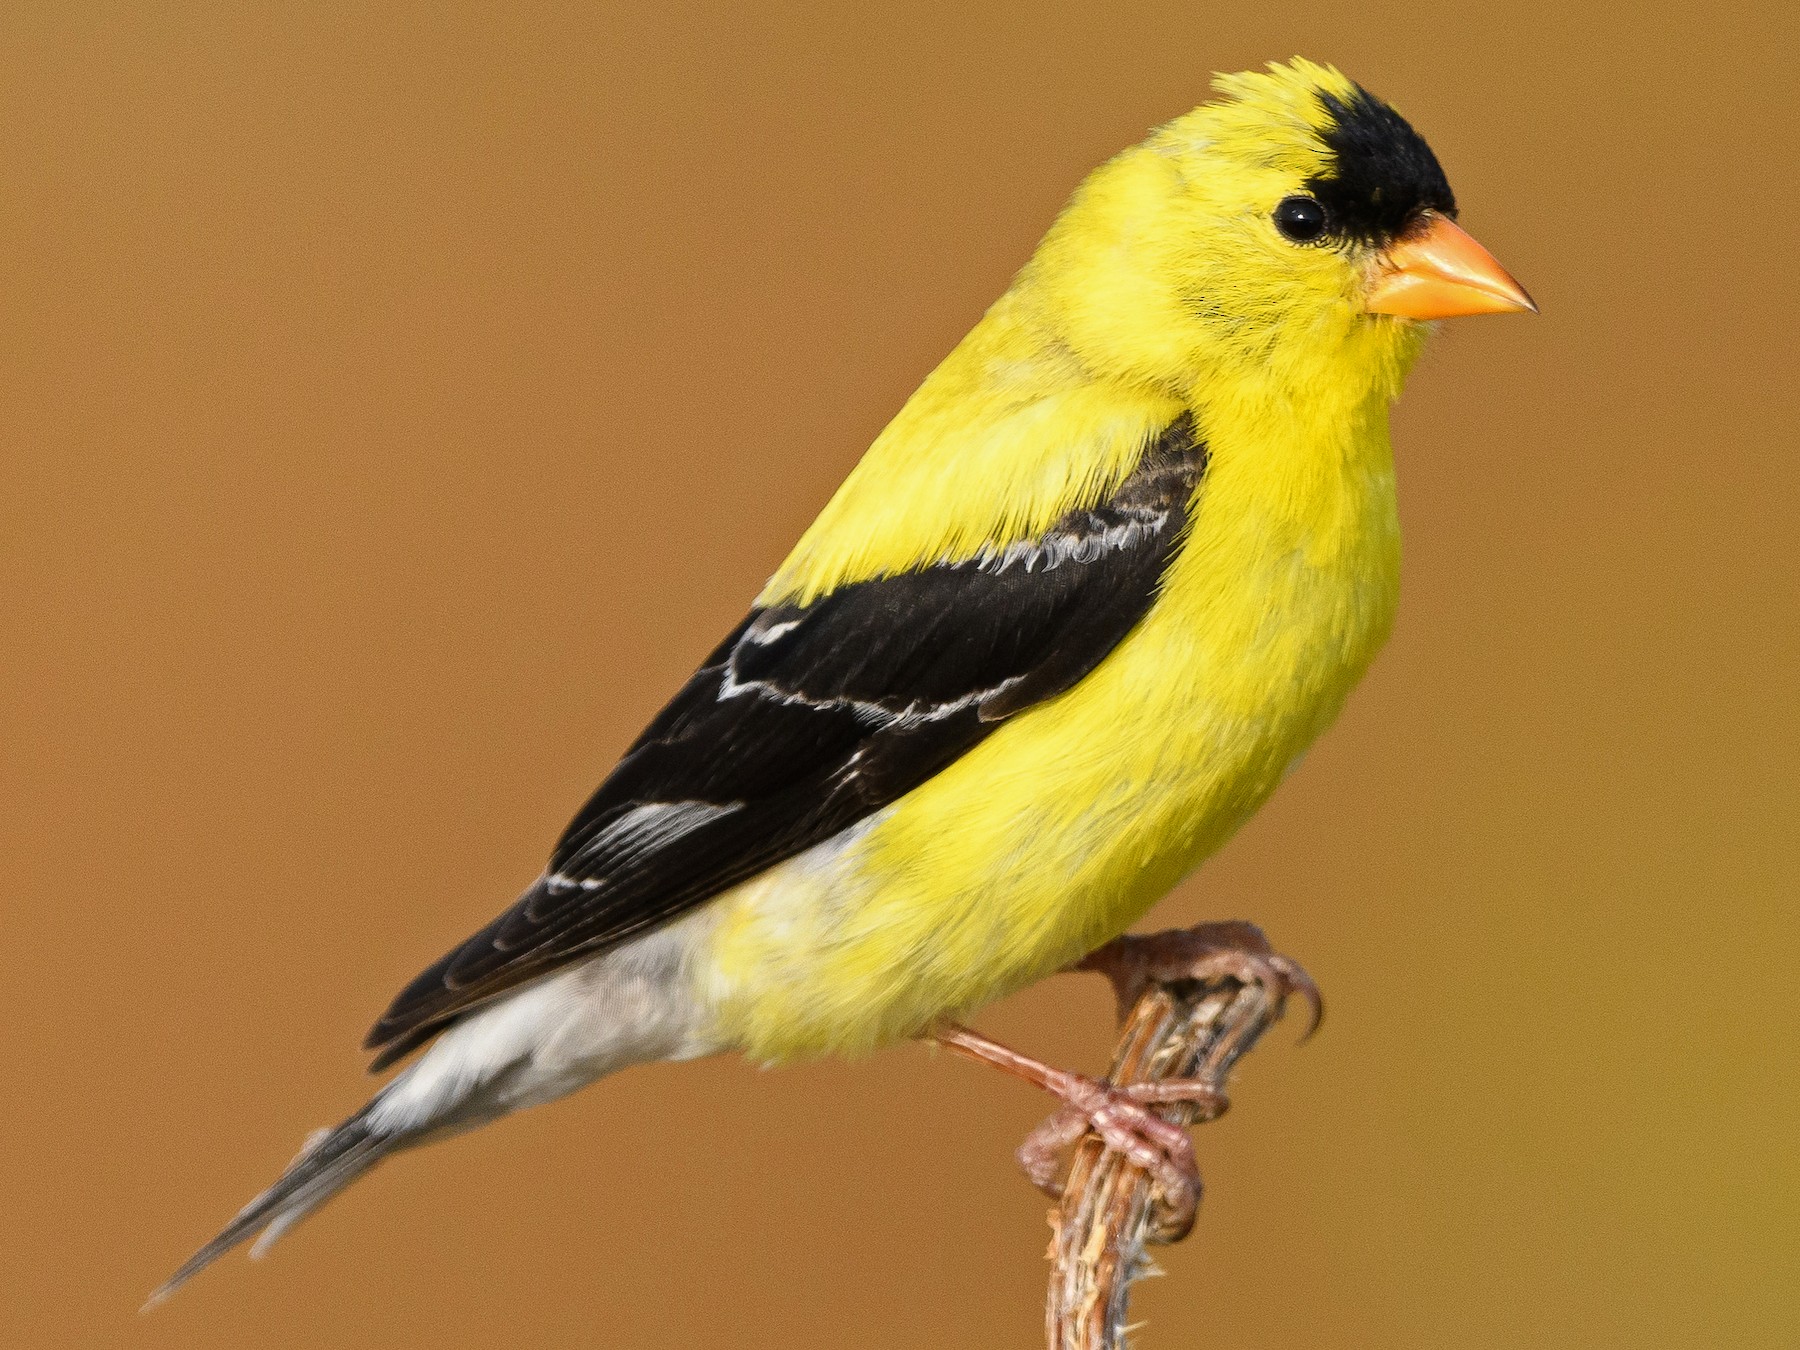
[704,389,1402,1063]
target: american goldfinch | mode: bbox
[155,57,1532,1301]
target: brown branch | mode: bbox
[1045,962,1299,1349]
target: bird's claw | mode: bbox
[1015,1073,1228,1240]
[935,919,1317,1242]
[1078,919,1323,1040]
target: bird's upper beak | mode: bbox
[1363,212,1537,319]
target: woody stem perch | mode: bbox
[1045,959,1300,1349]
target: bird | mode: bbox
[152,57,1533,1303]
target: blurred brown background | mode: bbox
[4,3,1796,1346]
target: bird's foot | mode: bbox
[932,924,1314,1235]
[1076,919,1323,1038]
[933,1023,1226,1235]
[1014,1075,1231,1236]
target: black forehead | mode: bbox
[1305,85,1456,245]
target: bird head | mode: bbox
[1025,58,1534,400]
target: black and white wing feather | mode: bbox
[365,417,1207,1067]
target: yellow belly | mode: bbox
[703,430,1401,1063]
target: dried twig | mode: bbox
[1045,956,1300,1349]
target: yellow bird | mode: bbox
[155,57,1532,1300]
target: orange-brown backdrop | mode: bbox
[4,3,1795,1347]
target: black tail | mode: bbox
[145,1104,400,1308]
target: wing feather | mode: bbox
[365,416,1207,1066]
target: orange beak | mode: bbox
[1363,212,1537,319]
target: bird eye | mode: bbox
[1273,195,1328,243]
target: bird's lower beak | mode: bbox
[1363,212,1537,319]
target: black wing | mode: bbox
[365,416,1207,1067]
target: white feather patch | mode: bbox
[551,800,740,890]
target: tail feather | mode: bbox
[147,946,668,1307]
[145,1105,399,1309]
